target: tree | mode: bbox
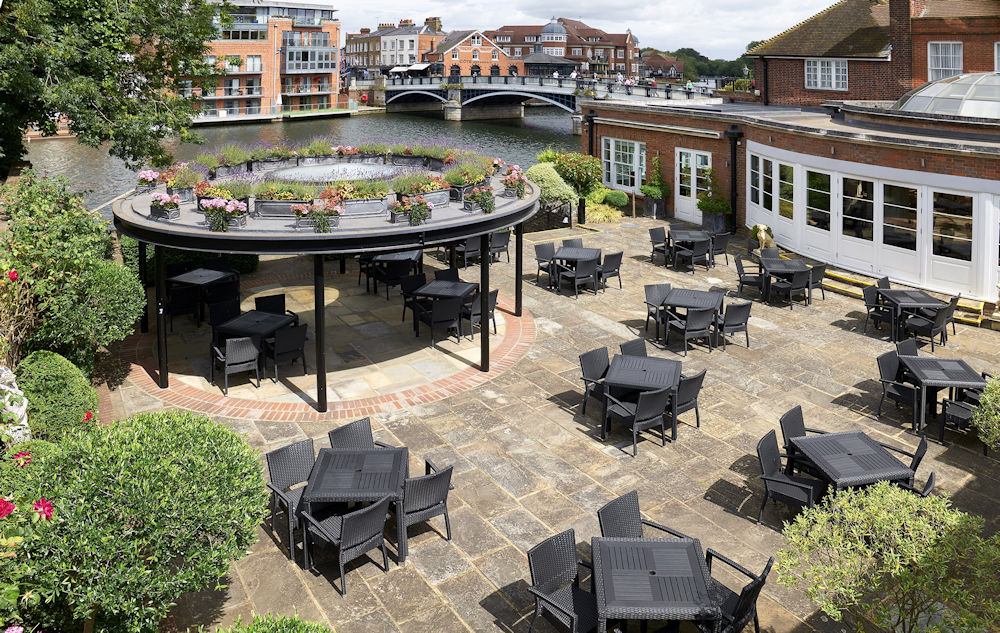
[778,482,1000,632]
[0,0,233,172]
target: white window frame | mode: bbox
[994,42,1000,71]
[246,55,262,72]
[572,48,582,56]
[470,34,482,46]
[492,49,499,61]
[601,137,646,192]
[451,49,458,60]
[928,42,963,81]
[804,59,848,91]
[472,49,479,60]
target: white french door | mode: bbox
[674,148,710,224]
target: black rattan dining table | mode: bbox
[554,246,602,263]
[302,447,410,563]
[877,289,946,342]
[591,537,722,633]
[662,288,724,312]
[166,267,236,287]
[897,356,987,433]
[603,354,682,439]
[216,310,296,346]
[789,431,912,490]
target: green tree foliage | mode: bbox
[656,45,757,81]
[14,351,97,441]
[0,172,144,372]
[524,163,577,206]
[553,153,602,197]
[778,482,1000,632]
[972,376,1000,451]
[23,411,268,633]
[207,613,333,633]
[0,0,231,171]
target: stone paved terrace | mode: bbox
[100,218,1000,633]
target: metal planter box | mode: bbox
[346,154,385,164]
[390,155,427,167]
[701,213,726,235]
[342,197,388,217]
[228,214,248,229]
[150,206,180,220]
[295,215,341,231]
[449,180,488,202]
[165,187,194,203]
[388,209,432,225]
[215,163,249,178]
[397,189,450,208]
[251,157,298,172]
[253,199,311,218]
[298,155,339,166]
[427,158,445,171]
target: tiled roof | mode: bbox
[919,0,1000,17]
[430,30,475,55]
[748,0,891,58]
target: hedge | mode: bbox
[0,438,58,495]
[602,190,629,208]
[524,163,577,206]
[14,351,98,441]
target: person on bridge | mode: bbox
[552,70,559,79]
[570,70,578,80]
[616,72,623,84]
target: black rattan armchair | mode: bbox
[208,298,241,348]
[778,405,826,477]
[896,471,935,497]
[756,430,826,523]
[358,255,376,291]
[461,288,499,340]
[401,459,454,542]
[526,529,598,633]
[649,227,668,265]
[597,490,690,539]
[328,417,395,450]
[668,369,706,439]
[558,257,599,298]
[455,239,482,268]
[562,238,584,249]
[863,285,892,333]
[710,232,731,267]
[735,255,764,297]
[434,267,460,282]
[918,294,960,335]
[490,230,511,262]
[604,386,672,456]
[807,263,827,302]
[597,251,623,290]
[400,273,430,323]
[578,348,609,415]
[262,323,308,380]
[698,551,774,633]
[769,269,810,309]
[535,242,558,287]
[674,239,711,273]
[205,279,240,305]
[876,352,918,425]
[254,293,299,325]
[373,260,412,301]
[880,436,928,475]
[876,276,891,289]
[939,398,988,454]
[666,307,716,355]
[643,283,672,339]
[904,300,953,351]
[619,338,647,357]
[301,495,393,596]
[265,438,315,564]
[714,301,751,350]
[415,296,464,345]
[211,336,260,395]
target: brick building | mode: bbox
[483,18,640,76]
[424,30,525,77]
[749,0,1000,106]
[641,51,685,80]
[191,1,341,118]
[344,18,445,75]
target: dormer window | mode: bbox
[470,34,481,46]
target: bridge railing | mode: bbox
[385,75,713,100]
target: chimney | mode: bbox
[399,19,414,26]
[889,0,918,93]
[360,27,370,35]
[378,22,396,30]
[424,17,442,32]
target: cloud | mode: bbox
[335,0,834,59]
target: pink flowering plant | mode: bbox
[334,145,359,156]
[291,202,341,233]
[503,169,527,199]
[203,198,248,233]
[149,192,181,211]
[136,170,160,186]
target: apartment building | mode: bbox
[190,1,341,118]
[484,18,641,76]
[344,18,445,75]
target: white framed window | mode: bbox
[928,42,962,80]
[246,55,262,72]
[631,63,638,73]
[749,154,774,212]
[492,49,499,61]
[525,36,537,43]
[514,48,521,56]
[805,170,831,231]
[451,49,458,60]
[572,48,582,56]
[602,137,646,191]
[804,59,847,90]
[778,163,794,219]
[472,49,479,60]
[503,48,510,55]
[617,49,624,58]
[470,34,481,46]
[543,47,562,57]
[677,149,710,199]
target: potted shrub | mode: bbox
[148,192,181,220]
[391,173,450,207]
[214,144,252,177]
[388,196,433,225]
[337,179,390,216]
[163,162,207,203]
[696,168,729,234]
[463,185,496,213]
[297,137,339,165]
[249,142,298,172]
[196,184,235,212]
[135,169,160,195]
[640,156,670,219]
[252,182,314,217]
[292,202,341,232]
[204,198,249,231]
[502,166,526,199]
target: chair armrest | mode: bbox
[265,482,295,506]
[581,377,604,387]
[374,440,395,449]
[878,443,915,459]
[761,474,819,495]
[212,346,225,362]
[705,548,756,580]
[879,378,913,390]
[527,587,576,620]
[642,519,689,539]
[804,428,828,435]
[982,372,994,381]
[603,392,629,409]
[942,398,974,413]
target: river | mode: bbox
[24,109,577,213]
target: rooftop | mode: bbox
[748,0,890,58]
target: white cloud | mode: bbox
[335,0,834,58]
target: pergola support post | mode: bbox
[138,240,149,333]
[154,245,168,388]
[480,233,490,372]
[339,254,346,275]
[514,223,523,317]
[314,254,327,413]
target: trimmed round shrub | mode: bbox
[207,613,333,633]
[27,411,268,633]
[603,190,630,208]
[15,351,98,441]
[524,163,577,206]
[586,184,609,205]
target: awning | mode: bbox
[408,63,430,70]
[388,66,409,73]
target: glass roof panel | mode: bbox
[891,72,1000,118]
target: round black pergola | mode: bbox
[114,186,540,413]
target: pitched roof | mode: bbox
[748,0,891,59]
[431,30,475,55]
[522,51,571,63]
[919,0,1000,17]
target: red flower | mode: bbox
[6,270,17,282]
[11,451,30,468]
[0,498,15,519]
[33,498,53,521]
[84,411,93,422]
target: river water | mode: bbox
[25,109,577,213]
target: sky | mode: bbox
[332,0,835,59]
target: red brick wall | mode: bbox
[911,17,1000,86]
[754,57,900,106]
[584,104,1000,226]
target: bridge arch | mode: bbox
[385,90,449,105]
[461,90,575,113]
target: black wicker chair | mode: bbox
[674,238,711,273]
[461,288,499,340]
[358,255,376,291]
[578,348,609,415]
[301,495,393,596]
[400,273,430,323]
[265,438,315,563]
[208,298,241,348]
[735,255,764,297]
[254,293,299,325]
[769,269,810,310]
[400,459,454,542]
[211,336,260,395]
[904,300,954,351]
[205,279,240,305]
[896,471,935,497]
[880,436,928,475]
[643,283,672,339]
[490,230,511,262]
[604,386,672,456]
[597,490,690,539]
[619,338,647,357]
[863,285,892,334]
[714,301,751,350]
[649,227,668,265]
[262,323,308,380]
[562,238,584,249]
[668,369,707,438]
[759,248,780,259]
[876,351,918,425]
[558,257,599,298]
[710,232,731,267]
[535,242,558,287]
[596,251,623,290]
[328,417,395,450]
[697,551,774,633]
[876,276,891,289]
[918,294,960,335]
[526,529,598,633]
[756,430,826,523]
[434,267,460,282]
[666,307,716,355]
[415,296,464,345]
[778,405,826,477]
[455,239,482,268]
[938,398,988,454]
[373,260,412,301]
[166,285,202,332]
